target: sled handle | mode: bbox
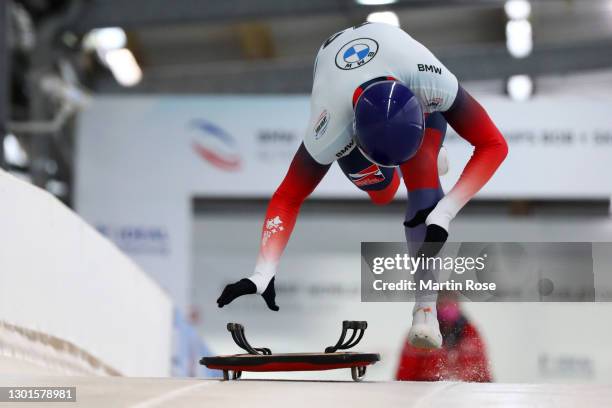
[227,323,272,355]
[325,320,368,353]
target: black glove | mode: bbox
[216,277,279,311]
[403,205,436,228]
[404,205,449,258]
[418,224,449,258]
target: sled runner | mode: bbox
[200,320,380,381]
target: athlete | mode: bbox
[217,22,508,349]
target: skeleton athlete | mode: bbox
[217,22,508,349]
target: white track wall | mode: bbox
[0,170,173,376]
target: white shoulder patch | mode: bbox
[304,116,354,165]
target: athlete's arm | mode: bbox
[217,143,331,310]
[404,86,507,254]
[431,86,508,229]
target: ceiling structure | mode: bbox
[60,0,612,93]
[4,0,612,204]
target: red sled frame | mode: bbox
[200,321,380,381]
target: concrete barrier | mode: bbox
[0,170,173,376]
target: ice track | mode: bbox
[1,374,610,408]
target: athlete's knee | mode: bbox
[367,190,394,206]
[405,188,444,216]
[367,170,400,205]
[400,126,444,191]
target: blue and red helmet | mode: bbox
[353,78,425,167]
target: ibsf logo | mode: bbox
[349,164,386,187]
[314,110,330,140]
[191,119,242,171]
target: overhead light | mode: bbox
[356,0,397,5]
[3,133,28,167]
[83,27,142,87]
[104,48,143,87]
[504,0,531,20]
[83,27,127,52]
[505,0,532,59]
[507,75,533,101]
[506,19,532,58]
[367,11,400,27]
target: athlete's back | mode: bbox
[305,23,458,165]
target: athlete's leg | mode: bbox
[337,147,400,205]
[402,112,446,268]
[400,112,447,348]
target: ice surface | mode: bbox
[1,372,611,408]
